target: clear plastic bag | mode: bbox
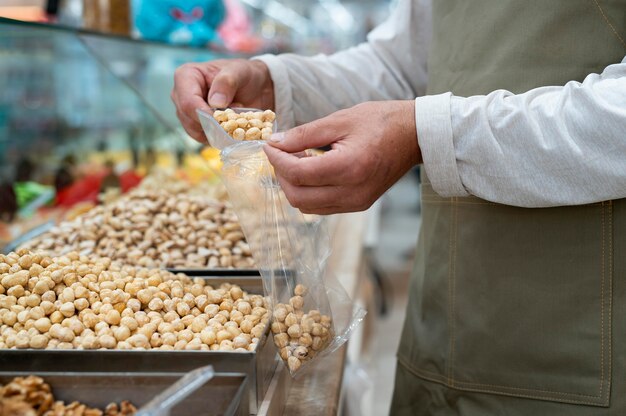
[220,140,366,376]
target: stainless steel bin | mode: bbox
[0,371,249,416]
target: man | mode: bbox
[172,0,626,414]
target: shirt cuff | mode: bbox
[251,54,296,130]
[415,93,469,197]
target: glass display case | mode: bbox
[0,17,230,250]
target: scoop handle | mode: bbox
[135,365,215,416]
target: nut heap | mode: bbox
[270,284,333,373]
[0,250,268,352]
[138,170,228,202]
[213,109,275,141]
[0,375,136,416]
[20,189,255,269]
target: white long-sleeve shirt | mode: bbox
[255,0,626,208]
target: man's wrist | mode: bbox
[250,60,275,111]
[251,54,296,130]
[404,100,422,166]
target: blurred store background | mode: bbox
[0,0,398,245]
[0,1,419,414]
[0,0,392,53]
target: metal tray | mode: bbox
[167,268,260,277]
[0,371,248,416]
[0,276,279,414]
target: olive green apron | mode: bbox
[391,1,626,414]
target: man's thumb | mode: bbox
[208,67,243,108]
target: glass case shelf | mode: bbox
[0,17,230,248]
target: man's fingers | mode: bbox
[268,118,342,153]
[176,110,206,143]
[208,64,249,108]
[173,65,212,116]
[264,145,358,187]
[275,174,371,214]
[275,173,343,210]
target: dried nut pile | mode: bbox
[270,284,333,372]
[0,375,136,416]
[0,250,269,352]
[138,170,228,202]
[20,189,255,269]
[213,109,275,141]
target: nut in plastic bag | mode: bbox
[219,139,366,376]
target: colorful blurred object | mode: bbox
[0,6,47,22]
[218,0,262,53]
[55,170,107,207]
[200,146,223,173]
[0,183,18,223]
[134,0,226,47]
[14,182,54,210]
[55,167,143,207]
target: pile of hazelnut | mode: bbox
[0,250,268,352]
[0,375,136,416]
[138,170,228,202]
[20,189,254,270]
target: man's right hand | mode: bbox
[171,59,275,143]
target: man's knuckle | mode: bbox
[291,124,312,144]
[179,98,195,113]
[298,166,315,184]
[355,198,372,212]
[174,64,191,77]
[351,192,372,211]
[217,71,237,89]
[188,127,204,141]
[285,192,303,208]
[357,203,371,212]
[281,169,300,186]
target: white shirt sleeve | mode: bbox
[254,0,431,131]
[418,56,626,207]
